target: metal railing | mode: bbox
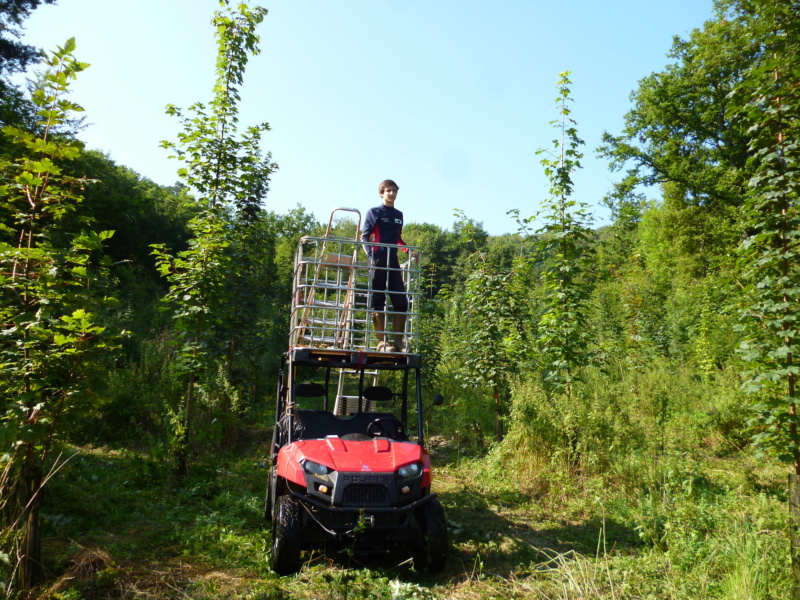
[289,235,421,355]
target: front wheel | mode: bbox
[271,495,304,575]
[412,498,448,572]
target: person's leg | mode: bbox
[370,253,389,350]
[392,313,407,352]
[386,255,409,351]
[373,312,386,349]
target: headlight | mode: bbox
[303,460,330,476]
[397,462,422,480]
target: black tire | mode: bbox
[271,495,304,575]
[412,498,448,572]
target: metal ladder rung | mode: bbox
[334,396,372,414]
[302,282,353,291]
[306,317,350,326]
[336,395,383,413]
[334,367,379,416]
[298,335,338,344]
[302,300,350,309]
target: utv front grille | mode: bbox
[343,484,389,507]
[316,510,405,529]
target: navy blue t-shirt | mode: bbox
[361,204,408,259]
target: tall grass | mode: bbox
[32,339,793,599]
[497,358,750,484]
[424,355,792,599]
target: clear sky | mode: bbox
[18,0,716,235]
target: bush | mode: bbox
[504,358,751,483]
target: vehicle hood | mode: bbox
[277,437,430,487]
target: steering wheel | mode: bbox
[367,417,405,439]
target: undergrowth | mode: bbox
[28,356,793,599]
[29,433,789,599]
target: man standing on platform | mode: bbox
[361,179,417,352]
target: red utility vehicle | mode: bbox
[265,209,447,575]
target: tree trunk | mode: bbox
[789,474,800,600]
[20,502,42,590]
[19,449,43,590]
[493,388,503,442]
[177,372,195,478]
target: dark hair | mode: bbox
[378,179,399,193]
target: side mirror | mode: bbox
[432,393,444,406]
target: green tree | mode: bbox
[0,38,115,591]
[71,150,197,270]
[597,1,758,300]
[732,0,800,472]
[446,211,526,442]
[0,0,56,76]
[0,1,57,132]
[532,72,595,399]
[595,1,758,369]
[159,1,273,219]
[401,222,465,297]
[152,0,273,474]
[598,5,756,212]
[726,0,800,591]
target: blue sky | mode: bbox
[19,0,716,234]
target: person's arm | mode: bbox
[361,210,376,259]
[398,231,409,253]
[396,211,408,253]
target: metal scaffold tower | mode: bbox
[287,208,422,415]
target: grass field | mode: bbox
[32,420,791,600]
